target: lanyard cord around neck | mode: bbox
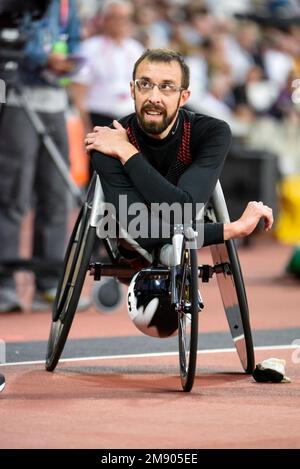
[60,0,69,32]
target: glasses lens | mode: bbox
[136,79,149,91]
[135,80,182,95]
[159,83,177,95]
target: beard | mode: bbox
[136,98,181,135]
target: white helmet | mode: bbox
[127,270,178,338]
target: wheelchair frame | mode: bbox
[45,175,255,392]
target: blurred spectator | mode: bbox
[183,3,217,46]
[133,0,171,48]
[207,0,252,18]
[70,0,144,139]
[224,21,261,85]
[190,71,250,136]
[253,0,300,16]
[262,31,294,87]
[246,69,300,176]
[232,65,279,118]
[0,0,81,313]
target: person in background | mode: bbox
[0,0,87,313]
[70,0,144,173]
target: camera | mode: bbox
[0,0,50,82]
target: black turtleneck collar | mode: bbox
[132,110,183,149]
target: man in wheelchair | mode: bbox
[44,49,274,391]
[85,48,273,261]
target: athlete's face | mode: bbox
[131,60,190,139]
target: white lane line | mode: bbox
[1,344,299,367]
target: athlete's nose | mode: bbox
[147,85,162,104]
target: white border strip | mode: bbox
[1,344,299,368]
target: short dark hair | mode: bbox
[132,49,190,89]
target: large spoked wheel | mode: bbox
[210,239,255,373]
[207,181,255,374]
[177,241,199,392]
[45,203,96,371]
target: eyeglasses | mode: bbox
[134,79,185,96]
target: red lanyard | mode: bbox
[60,0,69,29]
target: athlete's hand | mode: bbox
[224,201,273,240]
[85,120,137,164]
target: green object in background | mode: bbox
[58,77,71,86]
[286,245,300,277]
[52,39,68,55]
[52,39,71,87]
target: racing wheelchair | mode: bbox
[45,174,255,392]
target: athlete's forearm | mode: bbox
[124,153,193,205]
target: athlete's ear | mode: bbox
[130,81,135,99]
[179,89,191,107]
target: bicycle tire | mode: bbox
[178,242,199,392]
[45,204,96,371]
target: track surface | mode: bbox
[0,228,299,449]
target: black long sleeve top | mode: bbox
[120,109,232,246]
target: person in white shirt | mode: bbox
[71,0,144,141]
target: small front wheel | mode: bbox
[177,242,199,392]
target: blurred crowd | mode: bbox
[73,0,300,178]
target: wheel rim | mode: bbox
[46,319,63,364]
[177,247,198,391]
[46,204,95,371]
[178,308,192,380]
[56,206,90,320]
[211,241,254,373]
